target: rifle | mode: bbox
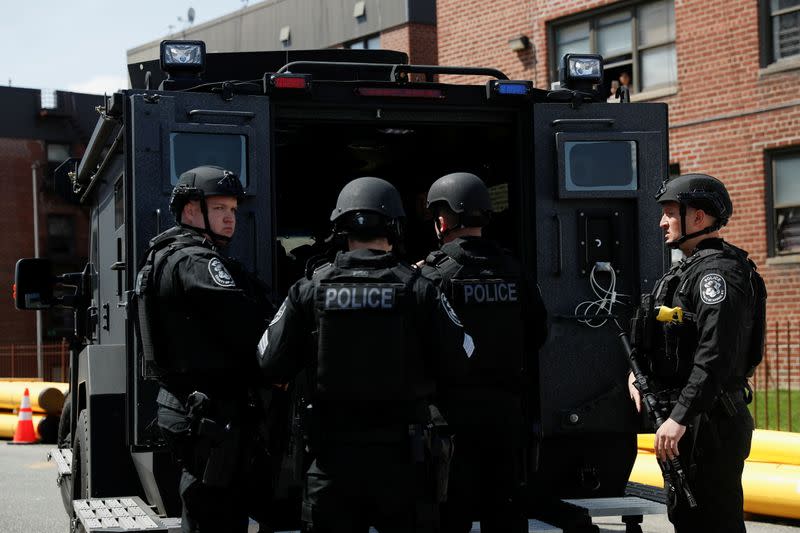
[617,328,697,509]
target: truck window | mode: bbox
[169,132,248,186]
[564,140,637,191]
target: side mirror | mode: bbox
[14,258,55,310]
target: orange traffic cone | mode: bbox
[9,388,38,444]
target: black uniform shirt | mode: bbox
[258,248,471,385]
[658,238,755,424]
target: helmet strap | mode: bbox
[178,197,232,246]
[668,202,721,248]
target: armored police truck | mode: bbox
[14,40,668,532]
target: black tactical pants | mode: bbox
[302,442,437,533]
[156,388,271,533]
[667,398,753,533]
[440,426,526,533]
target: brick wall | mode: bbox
[436,0,536,84]
[1,138,41,345]
[0,137,90,345]
[382,22,438,66]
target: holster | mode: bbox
[410,404,454,504]
[630,294,656,353]
[185,391,241,488]
[197,418,240,488]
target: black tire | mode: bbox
[72,409,90,500]
[69,409,89,533]
[58,392,72,448]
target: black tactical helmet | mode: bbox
[169,165,244,243]
[655,173,732,247]
[169,165,245,220]
[426,172,493,215]
[655,173,732,225]
[330,177,405,240]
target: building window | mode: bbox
[551,0,676,96]
[346,34,381,50]
[760,0,800,65]
[767,149,800,256]
[47,214,76,258]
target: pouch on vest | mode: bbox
[135,251,166,378]
[315,281,409,403]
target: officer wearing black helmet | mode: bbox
[136,165,274,532]
[628,173,766,532]
[419,172,547,533]
[257,177,472,532]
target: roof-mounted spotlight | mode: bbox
[559,53,603,93]
[159,40,206,90]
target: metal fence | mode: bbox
[0,341,69,382]
[751,321,798,431]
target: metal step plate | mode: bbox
[561,496,666,517]
[74,496,168,532]
[48,448,72,477]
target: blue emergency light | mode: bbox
[486,80,533,100]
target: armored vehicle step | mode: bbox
[73,496,177,532]
[48,448,72,478]
[561,496,666,533]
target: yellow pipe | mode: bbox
[0,411,45,440]
[638,429,800,466]
[0,381,68,414]
[631,451,800,519]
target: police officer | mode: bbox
[257,177,471,532]
[628,173,765,532]
[136,165,274,532]
[420,172,547,533]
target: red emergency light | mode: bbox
[268,74,311,91]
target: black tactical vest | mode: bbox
[425,240,526,386]
[135,228,245,377]
[311,257,432,425]
[647,242,766,382]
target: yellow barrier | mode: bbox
[0,381,68,414]
[631,451,800,519]
[638,429,800,466]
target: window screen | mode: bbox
[170,133,247,186]
[564,141,638,191]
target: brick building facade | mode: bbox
[0,88,102,348]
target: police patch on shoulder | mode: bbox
[699,273,726,304]
[440,293,463,327]
[208,258,236,288]
[269,298,288,326]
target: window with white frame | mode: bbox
[768,149,800,255]
[551,0,676,98]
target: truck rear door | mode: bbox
[530,101,668,494]
[127,90,271,445]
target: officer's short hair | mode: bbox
[431,203,485,229]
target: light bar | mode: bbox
[356,87,444,99]
[160,40,206,74]
[560,53,604,90]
